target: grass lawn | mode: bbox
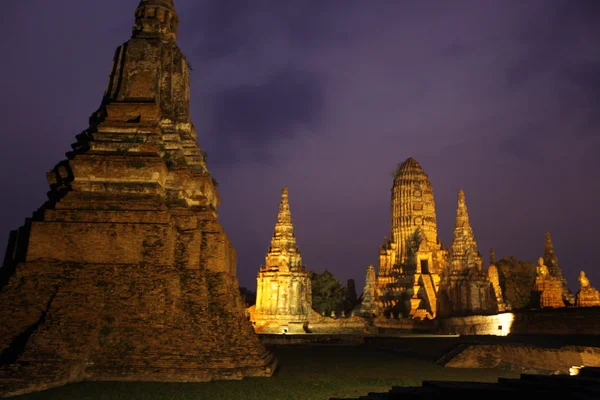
[16,345,519,400]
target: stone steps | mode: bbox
[330,368,600,399]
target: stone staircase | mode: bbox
[330,367,600,399]
[420,274,437,317]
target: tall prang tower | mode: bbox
[390,158,440,266]
[376,158,447,319]
[252,187,312,334]
[0,1,276,396]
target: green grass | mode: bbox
[16,345,519,400]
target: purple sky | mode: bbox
[1,0,599,294]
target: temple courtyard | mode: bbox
[9,338,524,400]
[8,333,600,400]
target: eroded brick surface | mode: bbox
[0,1,275,396]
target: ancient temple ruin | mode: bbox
[543,232,575,305]
[251,187,312,334]
[532,257,565,308]
[487,249,508,312]
[575,271,600,307]
[355,264,380,317]
[376,158,447,319]
[0,1,275,396]
[437,190,498,317]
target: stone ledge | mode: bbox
[438,343,600,374]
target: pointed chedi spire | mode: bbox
[543,232,560,274]
[448,190,482,272]
[133,0,179,41]
[438,190,498,317]
[455,189,469,228]
[543,231,575,305]
[358,264,379,317]
[277,187,292,225]
[254,187,311,326]
[264,187,303,271]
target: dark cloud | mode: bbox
[564,62,600,106]
[499,131,543,164]
[207,67,324,165]
[184,0,255,60]
[274,1,356,49]
[184,0,349,61]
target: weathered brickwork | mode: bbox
[376,158,447,319]
[437,190,498,317]
[0,0,275,396]
[531,257,565,308]
[576,271,600,307]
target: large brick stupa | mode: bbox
[0,0,276,396]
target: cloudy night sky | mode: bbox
[1,0,599,293]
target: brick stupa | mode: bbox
[0,0,275,396]
[437,190,498,317]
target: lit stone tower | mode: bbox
[0,1,275,396]
[253,187,312,334]
[447,190,482,273]
[390,158,440,267]
[437,190,498,317]
[377,158,447,319]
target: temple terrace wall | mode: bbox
[438,306,600,336]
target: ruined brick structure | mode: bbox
[376,158,447,319]
[488,249,508,312]
[437,190,498,317]
[532,257,565,308]
[355,264,380,317]
[543,232,575,305]
[251,187,312,334]
[575,271,600,307]
[0,1,275,396]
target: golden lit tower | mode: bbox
[252,187,312,333]
[390,158,440,267]
[376,158,446,319]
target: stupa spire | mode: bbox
[264,187,302,270]
[254,187,311,328]
[543,231,575,305]
[438,189,499,317]
[544,232,556,259]
[448,190,481,272]
[277,187,292,225]
[133,0,179,41]
[455,190,469,228]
